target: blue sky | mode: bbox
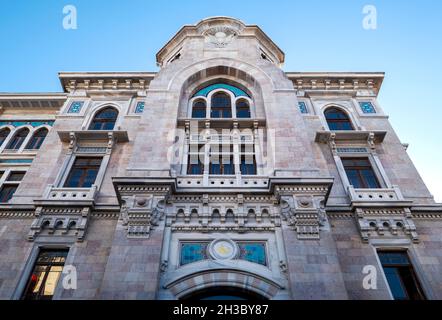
[0,0,441,202]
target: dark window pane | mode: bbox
[64,157,102,188]
[0,185,18,202]
[6,128,30,150]
[325,108,353,131]
[378,251,425,301]
[211,93,232,118]
[25,128,48,150]
[192,100,206,118]
[342,158,380,189]
[0,128,11,147]
[384,267,409,300]
[88,108,118,130]
[7,172,25,182]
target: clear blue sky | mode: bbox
[0,0,441,202]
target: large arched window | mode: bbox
[88,107,118,130]
[6,128,30,150]
[0,128,11,147]
[236,99,251,118]
[324,108,354,131]
[211,92,232,118]
[192,99,206,118]
[25,128,48,150]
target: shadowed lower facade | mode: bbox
[0,17,441,300]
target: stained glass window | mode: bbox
[359,102,376,114]
[238,242,266,266]
[135,102,145,114]
[298,102,308,114]
[180,243,208,266]
[67,101,84,114]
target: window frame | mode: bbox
[0,169,27,203]
[21,248,69,300]
[377,250,426,300]
[63,156,103,188]
[324,107,355,131]
[341,157,381,189]
[25,128,49,150]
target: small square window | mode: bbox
[359,101,376,114]
[67,101,84,114]
[135,102,145,114]
[298,102,308,114]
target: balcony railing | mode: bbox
[348,185,405,203]
[43,184,98,201]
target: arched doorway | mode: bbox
[180,286,268,301]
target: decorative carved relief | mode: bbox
[123,195,167,239]
[355,208,419,243]
[279,195,326,240]
[28,206,90,242]
[203,26,239,48]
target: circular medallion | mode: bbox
[208,239,238,260]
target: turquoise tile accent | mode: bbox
[359,101,376,114]
[67,101,84,113]
[193,83,250,98]
[238,242,266,266]
[0,159,33,164]
[180,243,208,265]
[298,101,308,114]
[135,102,145,114]
[0,121,54,128]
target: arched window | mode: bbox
[25,128,48,150]
[192,100,206,118]
[211,92,232,118]
[324,108,354,131]
[236,99,251,118]
[0,128,11,147]
[6,128,30,150]
[88,107,118,130]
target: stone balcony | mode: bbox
[348,185,412,208]
[34,184,98,207]
[176,175,269,190]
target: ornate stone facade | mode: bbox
[0,17,441,300]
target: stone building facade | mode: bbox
[0,17,441,300]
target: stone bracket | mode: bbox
[28,206,91,242]
[355,207,419,243]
